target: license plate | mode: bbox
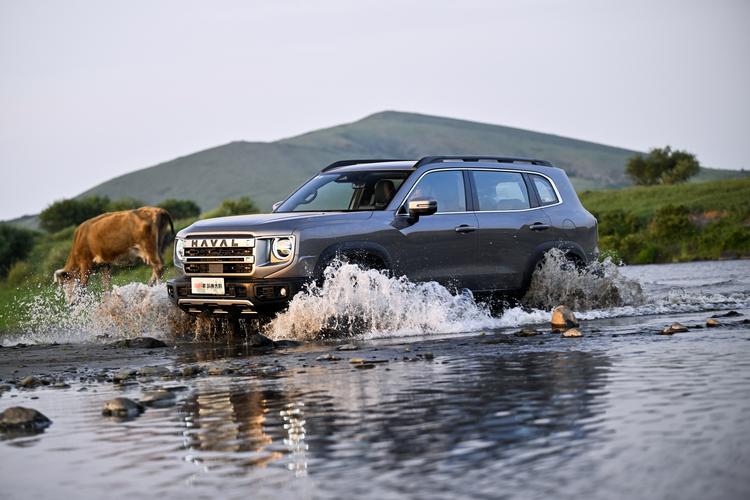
[191,277,225,295]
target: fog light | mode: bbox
[279,287,287,297]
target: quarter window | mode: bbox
[471,171,530,211]
[407,170,466,212]
[531,175,559,205]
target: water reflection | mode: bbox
[169,348,611,492]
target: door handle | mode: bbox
[529,223,550,231]
[454,224,477,234]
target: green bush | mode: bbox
[203,197,260,218]
[39,196,111,233]
[0,224,39,278]
[648,205,695,240]
[626,146,700,186]
[6,260,33,287]
[158,199,201,220]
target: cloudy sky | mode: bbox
[1,0,748,220]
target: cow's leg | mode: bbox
[143,238,164,286]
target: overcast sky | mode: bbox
[1,0,748,220]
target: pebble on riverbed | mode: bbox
[562,328,583,338]
[0,406,52,433]
[316,353,341,362]
[140,390,176,407]
[661,323,689,335]
[137,366,171,377]
[109,337,167,349]
[551,305,579,330]
[102,397,144,418]
[515,328,540,337]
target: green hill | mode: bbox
[73,111,644,212]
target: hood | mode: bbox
[178,211,374,236]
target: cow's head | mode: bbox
[53,269,79,304]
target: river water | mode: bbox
[1,259,749,499]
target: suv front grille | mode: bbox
[183,235,255,276]
[185,247,252,257]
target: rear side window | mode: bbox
[531,175,559,205]
[408,170,466,212]
[470,171,530,211]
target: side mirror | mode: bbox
[407,198,438,221]
[272,201,283,212]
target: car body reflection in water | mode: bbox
[172,348,610,496]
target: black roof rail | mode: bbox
[413,156,553,169]
[321,158,410,172]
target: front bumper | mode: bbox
[167,276,308,315]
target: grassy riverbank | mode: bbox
[580,177,750,263]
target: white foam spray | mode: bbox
[6,283,192,345]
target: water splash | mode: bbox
[266,262,549,341]
[523,249,644,310]
[7,283,192,345]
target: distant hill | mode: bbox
[10,111,748,227]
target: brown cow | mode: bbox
[54,207,174,299]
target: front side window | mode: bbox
[471,171,530,211]
[531,175,559,205]
[277,171,409,212]
[407,170,466,212]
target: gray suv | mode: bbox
[166,156,598,317]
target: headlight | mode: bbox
[271,237,294,261]
[175,238,185,264]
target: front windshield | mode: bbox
[276,171,410,212]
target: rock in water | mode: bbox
[514,328,540,337]
[102,397,144,417]
[562,328,583,338]
[551,305,579,330]
[661,323,688,335]
[137,366,171,377]
[336,343,359,351]
[706,318,721,328]
[247,333,275,348]
[0,407,52,433]
[140,390,176,407]
[110,337,167,349]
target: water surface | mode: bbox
[1,259,749,500]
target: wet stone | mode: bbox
[354,363,377,369]
[207,366,235,376]
[180,365,201,377]
[112,369,137,383]
[110,337,167,349]
[515,328,540,337]
[18,376,42,388]
[661,323,688,335]
[140,389,176,407]
[562,328,583,338]
[137,366,171,377]
[247,333,275,348]
[102,397,144,418]
[551,305,579,329]
[711,311,741,318]
[316,353,341,362]
[0,406,52,433]
[706,318,721,328]
[336,344,359,351]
